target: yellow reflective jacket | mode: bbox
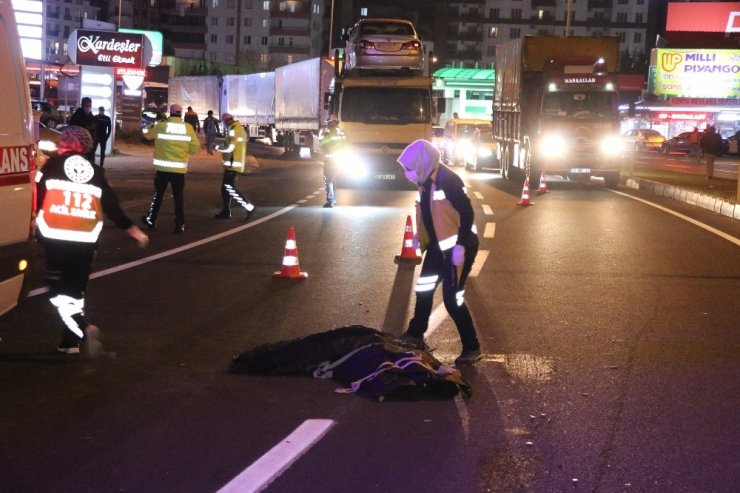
[320,126,346,155]
[143,116,199,174]
[217,121,248,173]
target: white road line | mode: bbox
[481,204,494,215]
[483,222,496,238]
[217,419,336,493]
[473,191,484,200]
[469,250,489,278]
[610,189,740,247]
[27,191,325,298]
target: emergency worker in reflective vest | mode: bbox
[35,126,149,357]
[319,116,346,208]
[396,139,482,366]
[214,113,255,220]
[141,104,200,234]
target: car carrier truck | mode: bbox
[493,36,623,187]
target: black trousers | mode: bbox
[407,238,480,351]
[94,139,108,167]
[42,238,96,343]
[146,171,185,227]
[220,169,252,212]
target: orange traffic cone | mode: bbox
[537,172,549,195]
[273,226,308,279]
[518,178,534,206]
[394,215,422,265]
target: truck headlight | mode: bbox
[478,147,493,158]
[456,139,472,156]
[540,134,567,157]
[600,136,623,156]
[331,150,368,179]
[38,140,57,153]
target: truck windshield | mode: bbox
[341,88,431,125]
[542,92,615,120]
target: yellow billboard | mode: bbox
[654,49,740,98]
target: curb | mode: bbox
[625,177,740,221]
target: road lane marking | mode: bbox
[481,204,494,215]
[27,188,326,298]
[610,189,740,247]
[483,222,496,238]
[217,419,336,493]
[469,250,489,278]
[473,191,484,200]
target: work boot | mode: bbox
[174,224,185,234]
[323,201,335,208]
[397,332,428,351]
[454,348,482,366]
[214,210,231,219]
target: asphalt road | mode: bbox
[1,143,739,492]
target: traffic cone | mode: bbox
[273,226,308,279]
[537,172,549,195]
[394,215,422,265]
[518,178,534,206]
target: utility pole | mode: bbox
[565,0,573,36]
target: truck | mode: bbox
[167,76,220,122]
[328,72,433,186]
[222,73,276,143]
[493,36,624,188]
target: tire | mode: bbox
[46,119,58,129]
[603,171,619,189]
[661,143,669,155]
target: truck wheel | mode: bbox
[46,119,58,129]
[501,146,511,180]
[603,171,620,189]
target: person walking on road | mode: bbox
[214,113,255,220]
[141,104,200,234]
[69,97,98,164]
[396,139,482,366]
[203,110,220,155]
[34,126,149,357]
[688,126,702,162]
[184,106,201,134]
[319,116,345,208]
[699,125,723,179]
[94,106,112,167]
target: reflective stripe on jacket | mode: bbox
[143,117,199,174]
[218,121,248,173]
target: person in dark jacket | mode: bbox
[94,106,112,167]
[395,139,482,365]
[68,97,98,164]
[184,106,201,134]
[699,125,724,179]
[35,126,149,357]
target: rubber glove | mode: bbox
[451,244,465,266]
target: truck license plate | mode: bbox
[377,174,396,180]
[569,167,591,174]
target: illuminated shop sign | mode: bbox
[666,2,740,33]
[120,29,163,66]
[69,30,146,69]
[654,49,740,98]
[656,113,707,121]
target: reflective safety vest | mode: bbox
[320,127,347,155]
[35,155,104,243]
[217,121,248,173]
[143,116,199,174]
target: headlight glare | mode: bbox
[600,136,623,156]
[540,134,567,156]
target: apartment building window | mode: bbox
[227,0,235,7]
[263,19,268,28]
[510,28,520,38]
[512,9,522,20]
[260,54,268,64]
[489,26,498,38]
[278,37,284,46]
[212,0,219,7]
[211,34,218,43]
[261,36,268,45]
[617,12,627,23]
[490,8,499,19]
[634,32,642,43]
[244,35,251,44]
[211,17,218,26]
[617,31,625,42]
[263,1,269,10]
[227,17,234,26]
[486,45,495,56]
[635,13,643,23]
[227,34,234,44]
[244,17,252,27]
[289,37,293,47]
[361,8,368,16]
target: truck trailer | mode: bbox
[493,36,624,187]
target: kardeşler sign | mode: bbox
[69,30,146,69]
[654,49,740,98]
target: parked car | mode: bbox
[661,131,728,157]
[621,128,665,152]
[37,122,61,158]
[343,18,423,74]
[32,100,63,128]
[464,126,498,172]
[441,118,492,167]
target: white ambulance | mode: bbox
[0,0,36,316]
